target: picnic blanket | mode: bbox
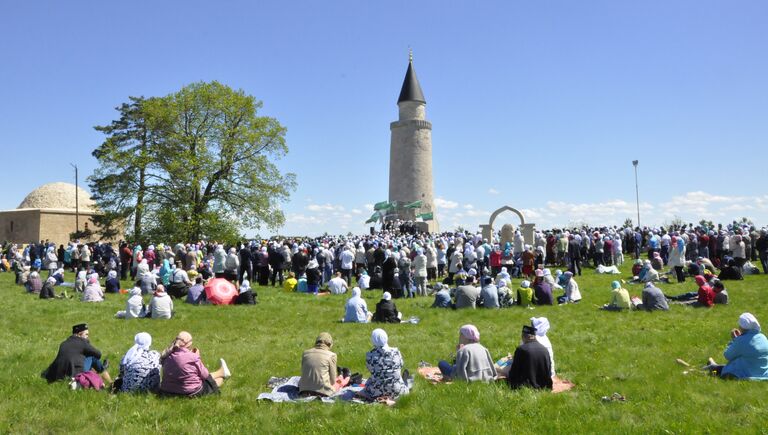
[417,366,575,393]
[257,376,373,404]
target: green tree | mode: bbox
[89,82,295,242]
[89,96,169,242]
[153,81,295,240]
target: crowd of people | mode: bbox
[3,219,768,399]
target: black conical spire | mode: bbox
[397,50,426,104]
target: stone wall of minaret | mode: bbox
[388,100,439,232]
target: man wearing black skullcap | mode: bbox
[506,325,553,390]
[42,323,111,384]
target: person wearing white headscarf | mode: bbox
[530,317,555,377]
[496,267,511,285]
[136,259,150,279]
[235,279,257,305]
[412,248,428,297]
[495,317,555,378]
[75,270,87,293]
[372,292,401,323]
[343,287,371,323]
[360,328,409,400]
[125,286,145,319]
[438,324,497,382]
[118,332,161,393]
[705,313,768,380]
[105,270,120,293]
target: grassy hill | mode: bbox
[1,263,767,434]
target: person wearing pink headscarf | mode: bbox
[437,324,497,382]
[82,274,104,302]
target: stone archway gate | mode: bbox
[479,205,536,245]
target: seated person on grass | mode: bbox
[105,270,120,294]
[431,283,454,309]
[505,324,553,390]
[713,279,729,305]
[704,313,768,380]
[159,331,230,397]
[497,317,555,379]
[117,332,160,393]
[42,323,112,385]
[327,271,349,295]
[299,332,340,398]
[633,260,659,284]
[235,280,257,305]
[557,271,582,304]
[148,285,173,319]
[438,324,497,382]
[517,280,535,308]
[372,292,401,323]
[359,329,410,400]
[168,262,193,299]
[82,274,104,302]
[357,268,371,290]
[718,258,744,281]
[666,275,714,307]
[186,276,205,304]
[283,271,298,292]
[26,271,43,294]
[343,287,371,323]
[639,282,669,311]
[602,280,631,311]
[480,276,500,308]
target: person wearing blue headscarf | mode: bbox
[158,259,172,287]
[343,287,371,323]
[668,236,686,283]
[705,313,768,380]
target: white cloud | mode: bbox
[434,197,458,209]
[285,213,326,225]
[306,203,345,212]
[279,191,768,236]
[488,188,500,195]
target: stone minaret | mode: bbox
[388,52,438,232]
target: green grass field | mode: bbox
[1,263,767,434]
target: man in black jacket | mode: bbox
[506,325,552,390]
[42,323,111,384]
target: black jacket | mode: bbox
[372,300,400,323]
[43,336,101,383]
[506,340,552,390]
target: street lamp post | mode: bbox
[632,160,640,228]
[70,163,79,233]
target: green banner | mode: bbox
[365,211,381,224]
[373,201,390,211]
[418,212,434,221]
[403,200,423,209]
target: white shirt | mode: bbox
[358,274,371,290]
[340,250,354,270]
[150,294,174,319]
[171,268,190,284]
[328,277,348,294]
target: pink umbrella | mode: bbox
[204,278,238,305]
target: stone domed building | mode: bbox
[0,182,103,244]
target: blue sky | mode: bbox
[1,1,766,236]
